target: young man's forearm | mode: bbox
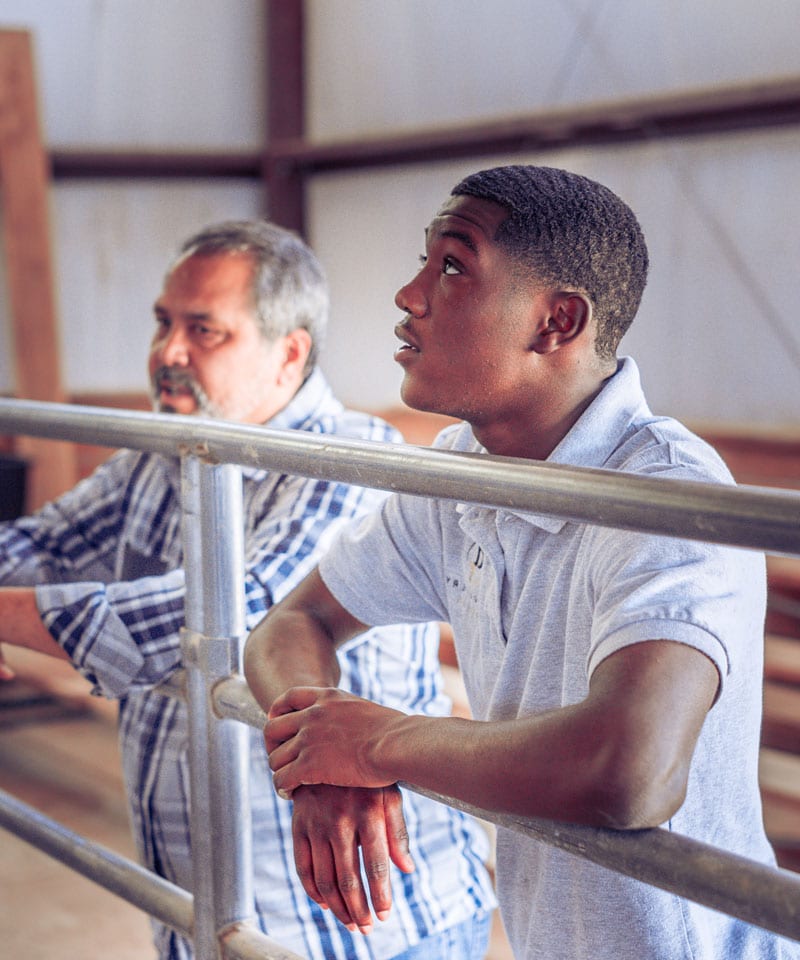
[244,568,368,713]
[267,639,718,829]
[243,607,342,712]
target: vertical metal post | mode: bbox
[181,456,254,959]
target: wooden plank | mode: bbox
[760,748,800,871]
[762,681,800,754]
[767,556,800,595]
[696,425,800,490]
[0,30,77,509]
[760,748,800,803]
[765,635,800,686]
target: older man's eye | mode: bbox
[192,324,225,346]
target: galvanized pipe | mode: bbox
[0,790,304,959]
[213,674,268,728]
[439,792,800,944]
[180,457,253,959]
[0,788,194,935]
[181,456,218,959]
[220,922,306,960]
[0,399,798,556]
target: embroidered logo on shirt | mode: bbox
[445,542,485,600]
[469,543,485,570]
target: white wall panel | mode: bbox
[307,0,800,139]
[0,0,265,148]
[0,1,797,428]
[311,127,800,426]
[306,0,800,427]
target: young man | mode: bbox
[0,222,496,960]
[244,167,798,958]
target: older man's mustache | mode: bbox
[153,366,199,392]
[151,365,214,414]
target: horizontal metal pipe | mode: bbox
[0,788,194,936]
[213,675,267,728]
[5,399,800,943]
[1,399,799,556]
[221,922,306,960]
[416,788,800,944]
[0,789,306,959]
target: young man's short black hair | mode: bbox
[452,165,649,360]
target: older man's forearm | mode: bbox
[0,587,70,664]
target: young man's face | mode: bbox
[149,252,295,424]
[394,194,549,428]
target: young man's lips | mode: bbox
[394,324,421,352]
[394,341,420,365]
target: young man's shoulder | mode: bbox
[610,415,734,486]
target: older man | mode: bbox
[0,221,495,960]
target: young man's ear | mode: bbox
[531,293,591,355]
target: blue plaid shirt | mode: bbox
[0,370,495,960]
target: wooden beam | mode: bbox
[264,0,306,234]
[0,30,77,510]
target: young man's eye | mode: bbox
[442,257,461,275]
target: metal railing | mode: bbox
[1,397,800,957]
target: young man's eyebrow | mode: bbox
[425,223,479,255]
[440,228,478,254]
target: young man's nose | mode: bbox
[395,277,428,318]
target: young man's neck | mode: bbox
[471,363,617,461]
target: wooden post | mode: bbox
[265,0,306,235]
[0,30,77,510]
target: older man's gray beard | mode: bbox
[150,366,223,419]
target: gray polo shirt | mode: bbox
[320,358,797,959]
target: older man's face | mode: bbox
[149,252,291,424]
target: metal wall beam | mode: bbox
[47,75,800,181]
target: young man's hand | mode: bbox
[266,686,406,794]
[289,782,414,934]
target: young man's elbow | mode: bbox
[592,760,689,830]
